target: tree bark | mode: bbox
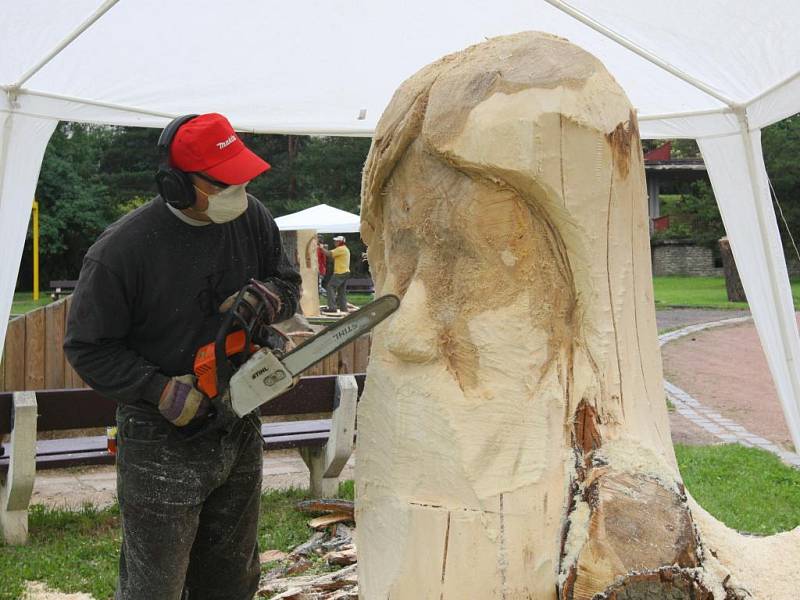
[355,32,799,599]
[719,237,746,302]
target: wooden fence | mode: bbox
[1,296,371,393]
[1,296,83,392]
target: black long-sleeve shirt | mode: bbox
[64,195,301,410]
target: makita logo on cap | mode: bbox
[216,135,237,150]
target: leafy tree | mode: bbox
[20,123,115,285]
[762,114,800,258]
[238,133,307,216]
[294,136,371,213]
[20,124,372,287]
[652,180,724,247]
[242,135,370,217]
[648,115,800,261]
[97,126,160,201]
[670,139,701,159]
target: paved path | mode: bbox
[661,314,799,457]
[655,308,750,332]
[660,317,800,468]
[32,450,354,510]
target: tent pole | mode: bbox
[10,0,120,90]
[748,69,800,107]
[639,107,731,123]
[542,0,736,108]
[735,108,800,452]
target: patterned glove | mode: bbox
[218,279,283,325]
[158,374,211,427]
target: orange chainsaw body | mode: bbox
[194,330,257,398]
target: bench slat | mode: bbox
[16,451,115,471]
[0,420,336,472]
[262,419,330,437]
[33,436,107,456]
[0,374,366,434]
[264,431,329,451]
[49,280,78,289]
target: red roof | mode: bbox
[644,141,671,162]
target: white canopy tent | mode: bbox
[274,204,360,234]
[2,1,800,450]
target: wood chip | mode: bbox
[290,531,327,556]
[286,557,313,576]
[325,547,357,566]
[269,587,305,600]
[308,513,353,530]
[308,564,358,590]
[332,523,354,540]
[296,499,355,517]
[321,537,353,552]
[259,549,288,563]
[259,575,318,594]
[258,535,359,599]
[326,589,359,600]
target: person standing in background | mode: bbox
[317,235,328,296]
[323,235,350,313]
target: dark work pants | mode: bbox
[115,405,263,600]
[325,272,350,311]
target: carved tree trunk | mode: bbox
[719,237,746,303]
[280,229,320,316]
[355,32,799,600]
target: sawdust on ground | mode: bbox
[21,582,96,600]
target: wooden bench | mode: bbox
[49,279,78,301]
[0,373,364,544]
[346,277,374,294]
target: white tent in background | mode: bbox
[2,1,800,450]
[274,204,360,234]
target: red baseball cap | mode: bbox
[169,113,270,185]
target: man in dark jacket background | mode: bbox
[65,113,302,600]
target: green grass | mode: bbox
[0,503,121,599]
[347,292,374,307]
[675,444,800,535]
[0,482,354,600]
[653,276,800,310]
[10,292,54,316]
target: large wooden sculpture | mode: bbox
[355,32,799,599]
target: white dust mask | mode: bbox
[196,183,248,223]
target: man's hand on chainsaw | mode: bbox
[218,279,283,325]
[158,374,211,427]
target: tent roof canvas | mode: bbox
[274,204,360,233]
[2,1,798,137]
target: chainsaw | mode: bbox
[192,280,399,435]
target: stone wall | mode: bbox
[651,239,722,277]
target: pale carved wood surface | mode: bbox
[354,31,799,600]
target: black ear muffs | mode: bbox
[155,114,199,209]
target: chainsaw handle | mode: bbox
[213,286,257,398]
[214,304,239,400]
